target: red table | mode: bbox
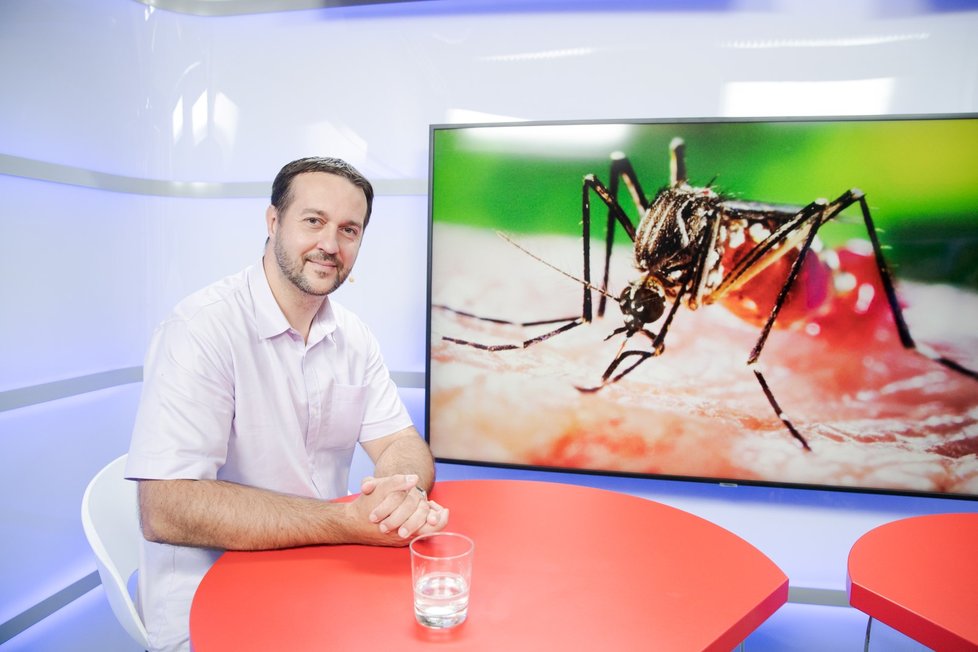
[191,479,788,651]
[847,512,978,650]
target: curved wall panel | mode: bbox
[5,1,978,182]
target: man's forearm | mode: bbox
[138,430,442,551]
[138,478,367,550]
[367,427,436,491]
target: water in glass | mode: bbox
[414,571,469,628]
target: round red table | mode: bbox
[191,479,788,651]
[847,512,978,650]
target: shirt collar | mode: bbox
[308,296,338,347]
[249,257,338,344]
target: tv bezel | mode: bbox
[423,113,978,502]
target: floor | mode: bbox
[2,585,933,651]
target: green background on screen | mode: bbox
[431,117,978,288]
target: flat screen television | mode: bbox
[425,115,978,499]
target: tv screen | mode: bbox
[425,115,978,499]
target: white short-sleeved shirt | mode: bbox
[126,259,412,652]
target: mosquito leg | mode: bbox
[853,193,978,381]
[852,191,914,347]
[444,318,586,352]
[578,349,655,393]
[650,280,687,352]
[745,201,830,451]
[752,367,812,451]
[746,201,829,365]
[581,179,594,323]
[434,304,587,351]
[599,155,650,316]
[434,304,578,328]
[609,154,652,212]
[583,174,638,318]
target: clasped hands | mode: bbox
[355,474,449,544]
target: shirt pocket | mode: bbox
[314,383,369,451]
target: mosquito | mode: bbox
[434,138,978,450]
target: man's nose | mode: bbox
[318,226,340,254]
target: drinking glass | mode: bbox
[410,532,474,628]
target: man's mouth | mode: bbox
[306,255,339,270]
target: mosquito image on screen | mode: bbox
[435,137,978,451]
[426,117,978,497]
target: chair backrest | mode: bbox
[81,454,149,649]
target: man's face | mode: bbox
[267,172,367,297]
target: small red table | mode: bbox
[847,512,978,650]
[191,479,787,651]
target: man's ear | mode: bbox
[265,204,279,239]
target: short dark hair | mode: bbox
[270,157,374,227]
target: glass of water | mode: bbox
[410,532,474,629]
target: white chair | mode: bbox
[81,453,149,649]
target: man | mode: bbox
[126,157,448,652]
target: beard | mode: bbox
[274,237,349,297]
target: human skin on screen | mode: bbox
[426,117,978,498]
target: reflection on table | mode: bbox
[191,479,788,651]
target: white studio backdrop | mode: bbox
[1,0,977,638]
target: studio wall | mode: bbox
[2,0,977,641]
